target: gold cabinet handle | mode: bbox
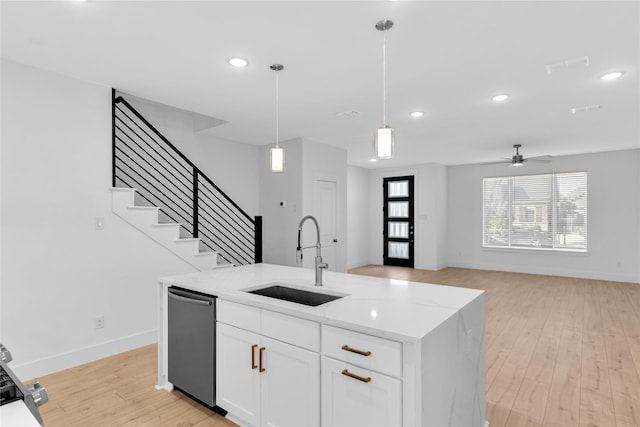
[259,347,266,372]
[251,344,258,369]
[341,344,371,356]
[341,369,371,383]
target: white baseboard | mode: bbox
[12,329,158,381]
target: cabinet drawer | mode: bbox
[217,299,260,331]
[262,309,320,352]
[322,325,402,377]
[321,356,402,427]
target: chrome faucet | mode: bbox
[296,215,328,286]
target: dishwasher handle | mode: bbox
[168,290,212,306]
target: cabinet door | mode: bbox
[261,336,320,427]
[321,356,402,427]
[217,323,261,426]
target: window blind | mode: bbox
[483,172,587,251]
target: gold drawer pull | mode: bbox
[259,347,266,372]
[342,369,371,383]
[341,344,371,356]
[251,344,258,369]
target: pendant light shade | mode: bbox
[270,145,285,172]
[374,125,394,159]
[270,64,285,172]
[374,19,394,160]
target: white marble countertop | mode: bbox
[160,263,483,342]
[0,401,41,427]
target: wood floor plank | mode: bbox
[506,378,550,427]
[580,388,617,427]
[28,266,639,427]
[544,362,582,427]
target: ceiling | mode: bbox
[2,1,639,168]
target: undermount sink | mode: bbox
[246,284,345,306]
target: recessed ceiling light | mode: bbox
[491,94,509,102]
[409,111,424,118]
[571,104,601,114]
[335,110,360,118]
[369,158,377,162]
[600,71,623,81]
[228,58,248,67]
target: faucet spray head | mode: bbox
[296,246,303,263]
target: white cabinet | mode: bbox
[217,300,320,427]
[216,323,261,425]
[321,325,403,427]
[260,335,319,427]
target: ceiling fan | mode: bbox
[482,144,552,167]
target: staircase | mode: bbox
[111,90,261,270]
[111,187,228,270]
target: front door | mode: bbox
[383,176,414,267]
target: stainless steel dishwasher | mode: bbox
[168,287,217,408]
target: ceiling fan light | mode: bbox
[270,146,285,172]
[374,126,394,159]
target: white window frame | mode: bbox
[482,171,587,252]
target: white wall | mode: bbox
[347,166,371,269]
[258,138,303,267]
[0,60,257,379]
[447,149,640,283]
[348,151,639,283]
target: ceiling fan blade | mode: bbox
[525,155,552,162]
[480,160,511,165]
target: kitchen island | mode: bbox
[157,263,487,427]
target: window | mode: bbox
[483,172,587,251]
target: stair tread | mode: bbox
[152,223,180,227]
[127,205,159,211]
[214,263,235,269]
[110,187,136,192]
[174,238,199,243]
[195,251,218,257]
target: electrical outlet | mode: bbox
[95,316,105,329]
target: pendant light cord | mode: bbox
[382,30,387,126]
[275,71,280,148]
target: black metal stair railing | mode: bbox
[111,89,262,266]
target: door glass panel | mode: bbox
[388,181,409,198]
[388,242,409,259]
[388,202,409,218]
[388,222,409,238]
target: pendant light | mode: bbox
[374,19,394,160]
[270,64,285,172]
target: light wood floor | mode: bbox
[30,266,639,426]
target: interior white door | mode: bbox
[314,180,337,272]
